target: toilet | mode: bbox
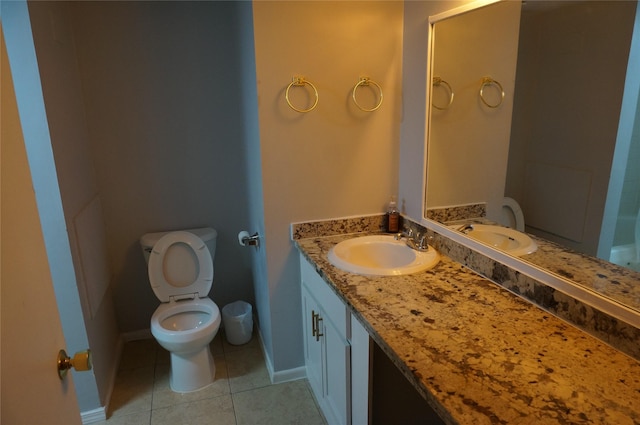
[140,228,221,393]
[501,197,525,231]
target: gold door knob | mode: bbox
[57,349,92,380]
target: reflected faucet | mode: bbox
[456,223,474,234]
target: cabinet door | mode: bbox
[323,316,351,425]
[300,255,352,425]
[350,314,370,425]
[302,285,324,400]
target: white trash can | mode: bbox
[222,301,253,345]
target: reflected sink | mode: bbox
[458,224,537,256]
[327,235,440,276]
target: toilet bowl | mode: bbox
[141,228,221,393]
[501,197,525,232]
[151,298,221,392]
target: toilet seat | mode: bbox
[502,197,525,232]
[149,231,214,302]
[151,298,220,344]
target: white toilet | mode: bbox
[501,197,525,232]
[140,228,221,393]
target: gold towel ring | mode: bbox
[479,77,504,108]
[432,77,454,110]
[352,77,383,112]
[286,77,318,113]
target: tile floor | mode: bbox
[96,331,327,425]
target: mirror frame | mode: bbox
[420,0,640,327]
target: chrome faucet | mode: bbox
[395,228,430,252]
[394,228,414,241]
[456,223,474,234]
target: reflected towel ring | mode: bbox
[432,77,454,110]
[479,77,504,108]
[352,77,383,112]
[285,77,319,113]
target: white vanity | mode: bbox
[295,223,640,425]
[300,256,370,425]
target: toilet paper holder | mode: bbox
[238,231,260,248]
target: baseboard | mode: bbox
[256,327,307,384]
[271,365,307,384]
[121,328,153,341]
[81,407,106,424]
[101,335,125,418]
[82,333,130,424]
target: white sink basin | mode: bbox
[327,235,440,276]
[460,224,537,256]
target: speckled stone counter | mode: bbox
[294,233,640,425]
[525,234,640,311]
[442,215,640,312]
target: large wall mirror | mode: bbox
[425,0,640,316]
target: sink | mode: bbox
[459,224,537,256]
[327,235,440,276]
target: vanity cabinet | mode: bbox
[300,255,370,425]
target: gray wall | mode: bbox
[70,1,256,333]
[28,1,259,411]
[506,2,635,254]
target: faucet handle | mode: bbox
[395,227,413,240]
[417,234,429,251]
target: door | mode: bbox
[1,16,81,425]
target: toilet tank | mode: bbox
[140,227,218,264]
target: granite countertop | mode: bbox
[295,233,640,425]
[525,234,640,311]
[447,217,640,311]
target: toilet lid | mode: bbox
[148,231,213,302]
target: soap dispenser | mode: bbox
[386,196,400,233]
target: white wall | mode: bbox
[252,1,404,373]
[426,1,521,221]
[399,0,470,220]
[69,2,256,333]
[28,2,119,412]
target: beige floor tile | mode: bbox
[221,328,259,354]
[226,344,271,393]
[152,355,230,410]
[108,366,155,417]
[232,380,326,425]
[155,346,170,366]
[211,331,225,356]
[119,339,158,370]
[150,395,236,425]
[97,410,151,425]
[106,337,323,425]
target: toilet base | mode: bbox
[168,345,216,393]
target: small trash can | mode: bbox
[222,301,253,345]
